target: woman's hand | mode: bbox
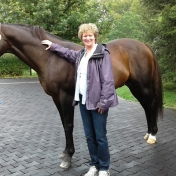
[97,108,104,114]
[41,40,52,50]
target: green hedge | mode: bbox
[0,54,29,77]
[163,81,176,92]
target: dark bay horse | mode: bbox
[0,23,163,169]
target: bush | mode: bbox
[162,72,176,82]
[163,81,176,91]
[0,54,29,77]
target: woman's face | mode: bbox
[82,31,96,48]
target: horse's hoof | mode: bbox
[60,160,71,170]
[144,133,150,140]
[59,152,67,159]
[147,138,156,144]
[147,134,157,144]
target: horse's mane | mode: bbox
[7,24,81,49]
[7,24,47,40]
[45,30,69,41]
[12,24,72,42]
[30,26,46,40]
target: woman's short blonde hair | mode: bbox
[78,23,99,42]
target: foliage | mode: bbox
[0,0,112,43]
[0,54,29,76]
[105,11,148,42]
[140,0,176,80]
[163,81,176,91]
[100,0,152,43]
[141,0,176,11]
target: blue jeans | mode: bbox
[79,100,110,171]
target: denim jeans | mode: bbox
[79,99,110,171]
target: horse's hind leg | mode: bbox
[127,83,158,144]
[52,92,75,169]
[142,101,158,144]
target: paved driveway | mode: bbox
[0,78,176,176]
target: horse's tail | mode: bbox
[145,43,163,119]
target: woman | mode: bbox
[41,23,118,176]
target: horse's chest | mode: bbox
[40,78,74,97]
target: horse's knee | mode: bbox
[64,124,74,133]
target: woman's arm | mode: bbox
[96,50,115,111]
[41,40,79,63]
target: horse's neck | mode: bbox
[4,27,48,73]
[13,45,44,71]
[47,35,82,51]
[4,25,81,74]
[11,41,46,73]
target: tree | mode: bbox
[105,11,148,42]
[100,0,149,42]
[0,0,111,42]
[141,0,176,81]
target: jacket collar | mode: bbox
[79,43,109,61]
[90,44,107,59]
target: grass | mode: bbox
[163,91,176,109]
[22,69,38,78]
[1,69,38,78]
[117,85,176,110]
[116,86,137,102]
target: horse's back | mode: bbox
[107,38,155,88]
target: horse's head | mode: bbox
[0,35,8,56]
[0,24,12,56]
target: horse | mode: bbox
[0,23,163,169]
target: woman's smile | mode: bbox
[82,31,96,50]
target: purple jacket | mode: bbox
[50,43,118,111]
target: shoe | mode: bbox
[84,166,98,176]
[99,170,110,176]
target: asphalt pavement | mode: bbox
[0,78,176,176]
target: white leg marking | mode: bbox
[147,134,157,144]
[144,133,150,140]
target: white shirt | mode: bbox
[74,44,98,104]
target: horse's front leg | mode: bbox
[52,92,75,169]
